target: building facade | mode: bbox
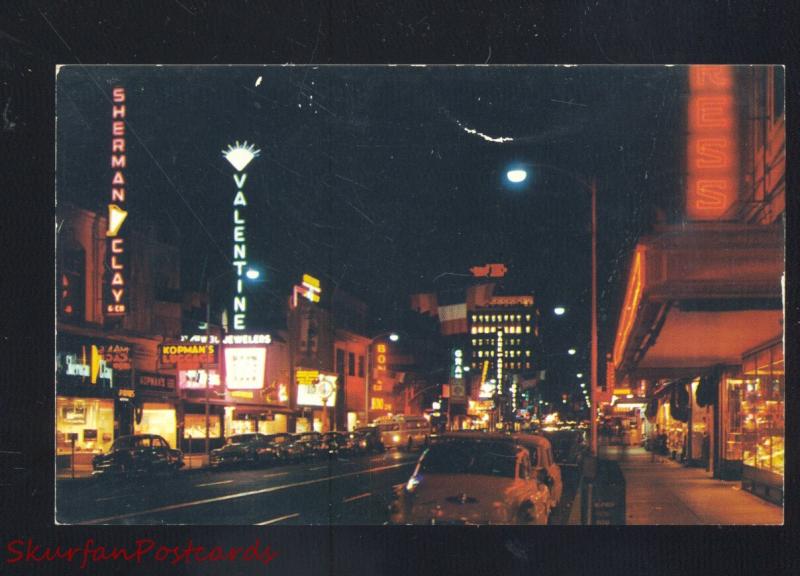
[610,66,785,504]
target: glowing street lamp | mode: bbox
[577,373,583,378]
[504,161,599,455]
[389,333,400,342]
[568,348,577,356]
[506,168,528,183]
[245,268,261,280]
[554,306,566,316]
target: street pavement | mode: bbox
[602,445,783,525]
[57,447,583,525]
[57,450,419,525]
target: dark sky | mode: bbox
[57,65,686,393]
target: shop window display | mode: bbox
[183,413,221,440]
[56,397,114,455]
[740,341,784,477]
[133,403,177,448]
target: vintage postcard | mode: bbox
[55,65,784,525]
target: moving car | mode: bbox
[210,433,274,468]
[513,433,563,512]
[389,433,551,525]
[352,426,385,454]
[92,434,184,478]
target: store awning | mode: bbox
[612,223,783,381]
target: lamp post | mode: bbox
[506,164,599,456]
[203,267,261,457]
[364,332,400,425]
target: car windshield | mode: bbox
[419,440,517,478]
[227,434,257,445]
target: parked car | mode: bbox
[92,434,184,478]
[388,433,551,525]
[321,432,354,456]
[268,433,305,463]
[513,433,563,512]
[210,433,274,469]
[353,426,385,454]
[292,432,324,459]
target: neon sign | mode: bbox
[104,86,128,316]
[453,348,463,379]
[470,263,507,278]
[496,330,503,388]
[612,248,644,368]
[686,65,738,220]
[222,141,261,331]
[291,273,321,308]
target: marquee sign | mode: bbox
[686,65,739,220]
[104,86,129,316]
[222,141,261,331]
[488,295,534,307]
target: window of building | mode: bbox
[348,352,356,376]
[58,246,85,321]
[525,326,531,333]
[526,314,531,321]
[336,348,345,375]
[525,362,531,369]
[471,326,477,334]
[183,413,221,439]
[739,341,784,477]
[56,397,114,456]
[526,350,531,357]
[358,355,365,377]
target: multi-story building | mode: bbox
[610,65,784,504]
[467,294,542,420]
[56,202,183,469]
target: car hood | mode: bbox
[402,474,516,524]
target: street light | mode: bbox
[505,163,599,456]
[577,372,584,378]
[204,266,262,457]
[554,306,566,316]
[568,348,577,356]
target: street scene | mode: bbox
[55,65,784,525]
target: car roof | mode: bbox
[436,432,516,442]
[512,433,553,448]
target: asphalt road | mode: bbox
[56,450,419,525]
[56,449,581,525]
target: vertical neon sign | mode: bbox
[222,141,261,331]
[686,65,738,220]
[105,86,128,316]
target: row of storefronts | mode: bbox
[608,66,785,506]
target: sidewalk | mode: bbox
[602,445,782,525]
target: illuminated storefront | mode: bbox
[56,397,115,464]
[737,340,783,504]
[133,402,177,448]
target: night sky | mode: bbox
[57,65,686,397]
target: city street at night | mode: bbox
[53,64,785,525]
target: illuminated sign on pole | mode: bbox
[104,86,128,316]
[496,330,504,392]
[222,141,261,331]
[224,346,267,390]
[686,65,738,220]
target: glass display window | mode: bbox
[740,340,784,477]
[183,413,221,439]
[56,397,114,455]
[133,403,177,448]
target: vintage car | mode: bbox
[351,427,386,454]
[210,433,274,468]
[388,433,551,525]
[292,432,325,459]
[321,432,355,456]
[512,432,564,512]
[92,434,184,477]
